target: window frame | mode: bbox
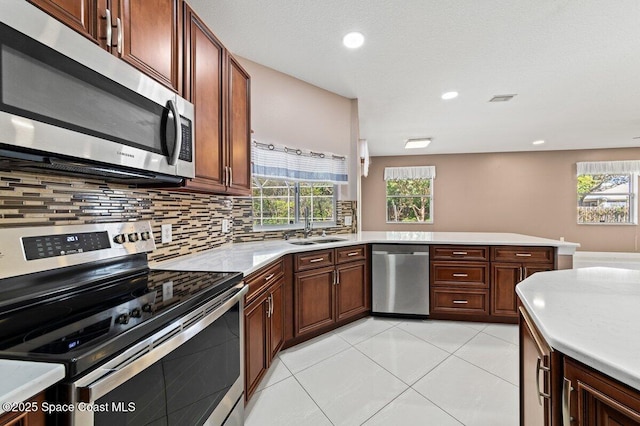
[577,172,638,225]
[385,177,434,224]
[251,176,338,231]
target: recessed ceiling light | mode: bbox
[405,138,431,149]
[343,32,365,49]
[441,91,458,100]
[532,140,545,145]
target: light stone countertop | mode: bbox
[0,360,65,414]
[517,267,640,391]
[152,231,579,275]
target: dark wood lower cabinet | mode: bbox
[244,274,285,401]
[294,266,336,337]
[336,260,368,321]
[492,262,553,318]
[565,359,640,426]
[0,392,45,426]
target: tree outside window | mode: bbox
[577,173,635,224]
[386,178,433,223]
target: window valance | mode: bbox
[251,141,348,184]
[384,166,436,181]
[577,161,640,175]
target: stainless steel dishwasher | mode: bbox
[372,244,430,316]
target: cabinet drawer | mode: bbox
[294,249,334,272]
[431,288,489,315]
[431,262,488,288]
[245,259,284,303]
[336,245,366,264]
[431,246,489,261]
[491,246,554,263]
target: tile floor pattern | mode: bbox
[245,318,519,426]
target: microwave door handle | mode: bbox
[167,99,182,166]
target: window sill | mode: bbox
[253,222,338,232]
[385,221,434,225]
[577,222,637,226]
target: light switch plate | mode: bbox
[344,215,353,226]
[222,219,230,233]
[162,281,174,301]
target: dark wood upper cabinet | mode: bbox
[181,3,226,193]
[28,0,98,43]
[226,55,251,196]
[116,0,181,92]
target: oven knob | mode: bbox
[113,234,126,244]
[127,233,140,243]
[140,231,151,241]
[130,308,142,318]
[115,313,130,325]
[142,303,152,313]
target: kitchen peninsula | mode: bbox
[517,267,640,425]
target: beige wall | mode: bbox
[361,148,640,252]
[237,57,357,199]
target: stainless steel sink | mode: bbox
[311,238,346,244]
[289,241,317,245]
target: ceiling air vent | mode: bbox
[489,94,517,102]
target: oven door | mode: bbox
[0,1,194,180]
[69,283,247,426]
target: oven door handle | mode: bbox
[75,282,247,403]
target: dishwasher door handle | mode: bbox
[372,251,429,256]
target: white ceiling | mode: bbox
[187,0,640,156]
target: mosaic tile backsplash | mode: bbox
[0,171,356,263]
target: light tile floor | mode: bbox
[245,318,519,426]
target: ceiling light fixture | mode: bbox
[441,91,458,100]
[343,32,365,49]
[404,138,431,149]
[532,140,545,145]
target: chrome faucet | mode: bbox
[303,206,312,238]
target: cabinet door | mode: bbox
[524,264,554,280]
[118,0,180,92]
[226,55,251,195]
[491,263,521,317]
[564,358,640,426]
[182,4,226,193]
[336,261,368,321]
[520,307,552,426]
[294,266,335,337]
[244,293,269,400]
[28,0,98,43]
[269,277,285,360]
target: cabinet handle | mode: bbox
[270,295,274,316]
[519,267,524,282]
[265,273,274,282]
[562,377,573,425]
[452,273,468,277]
[347,252,359,257]
[452,251,468,255]
[336,269,340,284]
[332,270,336,285]
[536,358,551,404]
[515,253,532,257]
[104,9,112,50]
[116,17,123,55]
[230,167,233,187]
[266,296,271,318]
[452,300,468,304]
[309,258,324,263]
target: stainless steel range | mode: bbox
[0,222,246,426]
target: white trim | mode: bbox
[384,166,436,180]
[576,160,640,175]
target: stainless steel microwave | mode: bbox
[0,1,195,184]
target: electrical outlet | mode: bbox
[162,281,174,301]
[344,215,353,226]
[161,224,172,243]
[222,219,230,234]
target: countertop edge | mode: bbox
[0,361,65,415]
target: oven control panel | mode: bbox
[0,221,156,280]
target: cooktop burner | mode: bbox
[0,267,242,377]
